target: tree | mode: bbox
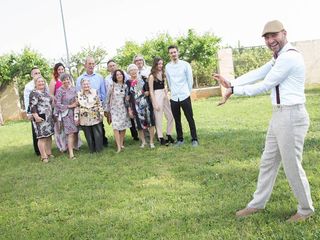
[0,48,51,108]
[114,41,142,69]
[140,33,175,64]
[233,46,272,78]
[113,30,221,87]
[65,45,108,78]
[114,34,174,70]
[176,29,221,87]
[0,54,16,90]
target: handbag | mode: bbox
[107,85,114,125]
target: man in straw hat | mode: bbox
[213,20,314,222]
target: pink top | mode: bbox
[54,79,63,96]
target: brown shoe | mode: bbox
[236,208,261,217]
[287,212,313,222]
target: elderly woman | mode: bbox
[55,73,79,159]
[29,77,54,162]
[105,69,131,153]
[74,78,104,153]
[126,64,155,148]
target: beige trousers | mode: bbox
[153,89,174,138]
[247,104,314,215]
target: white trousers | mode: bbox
[247,104,314,215]
[153,89,174,138]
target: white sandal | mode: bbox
[140,143,146,148]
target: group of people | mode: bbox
[22,20,314,222]
[24,45,199,160]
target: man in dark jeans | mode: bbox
[165,45,198,147]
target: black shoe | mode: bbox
[160,138,166,145]
[166,135,175,144]
[133,137,139,141]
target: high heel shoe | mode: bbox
[159,138,166,145]
[166,135,175,144]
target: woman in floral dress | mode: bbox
[29,77,54,162]
[105,69,131,153]
[126,64,155,148]
[55,73,79,159]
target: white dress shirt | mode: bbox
[165,60,193,102]
[232,43,306,105]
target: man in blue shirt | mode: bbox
[76,56,108,147]
[165,45,198,147]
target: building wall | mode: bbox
[293,39,320,84]
[0,83,23,122]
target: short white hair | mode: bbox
[127,64,138,73]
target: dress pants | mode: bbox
[170,97,198,142]
[247,104,314,215]
[129,119,139,140]
[82,123,103,153]
[101,122,108,146]
[154,89,174,138]
[31,121,40,155]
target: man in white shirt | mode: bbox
[165,45,198,147]
[23,67,42,156]
[214,20,314,222]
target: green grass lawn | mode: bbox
[1,86,319,240]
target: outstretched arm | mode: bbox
[213,73,231,88]
[213,73,232,106]
[217,87,233,106]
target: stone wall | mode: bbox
[0,83,23,122]
[191,86,221,100]
[216,48,235,95]
[293,39,320,84]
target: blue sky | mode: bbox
[1,0,319,62]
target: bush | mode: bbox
[114,30,221,88]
